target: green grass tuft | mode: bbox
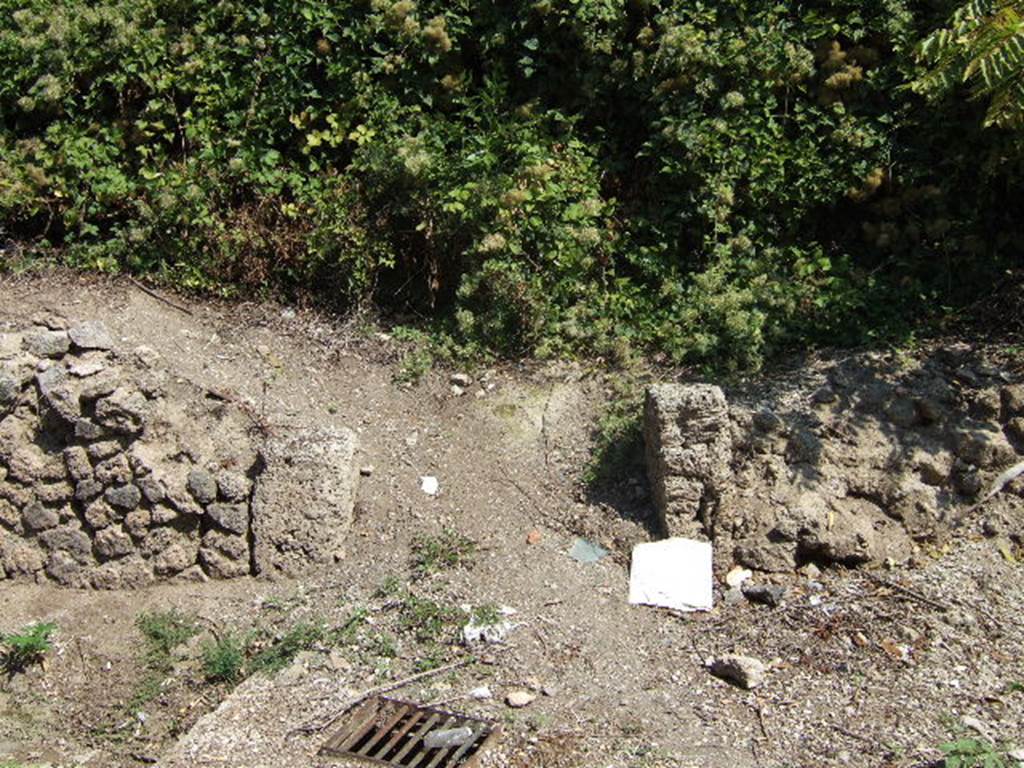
[410,529,476,576]
[1,622,55,673]
[201,634,246,684]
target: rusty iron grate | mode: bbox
[320,696,500,768]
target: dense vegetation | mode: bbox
[0,0,1021,370]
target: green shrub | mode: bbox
[136,610,198,671]
[940,738,1011,768]
[247,622,329,675]
[201,634,246,684]
[1,622,55,672]
[1,0,1019,371]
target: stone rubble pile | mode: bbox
[646,345,1024,571]
[1,317,257,587]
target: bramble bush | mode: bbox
[0,0,1020,370]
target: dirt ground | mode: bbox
[1,270,1022,768]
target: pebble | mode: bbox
[360,466,374,477]
[708,654,767,690]
[723,587,745,606]
[742,583,787,607]
[526,529,542,545]
[799,563,822,579]
[725,565,752,587]
[451,373,472,387]
[506,690,536,708]
[469,685,492,700]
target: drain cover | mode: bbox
[320,696,500,767]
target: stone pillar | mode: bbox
[251,427,358,577]
[644,383,732,537]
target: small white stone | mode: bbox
[506,690,535,708]
[420,476,439,495]
[725,566,752,588]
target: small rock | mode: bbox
[811,386,837,405]
[69,321,114,351]
[723,587,745,606]
[708,654,767,689]
[94,526,134,560]
[80,373,119,402]
[526,529,542,545]
[67,356,107,378]
[23,329,70,358]
[216,470,250,502]
[138,475,166,504]
[36,481,73,505]
[799,562,822,579]
[31,313,68,331]
[95,388,148,435]
[725,565,752,587]
[95,453,132,485]
[450,384,465,397]
[742,583,787,607]
[419,476,439,495]
[105,484,142,511]
[506,690,536,708]
[22,502,60,532]
[953,465,984,497]
[450,373,472,387]
[124,509,152,539]
[0,372,20,409]
[206,503,249,535]
[154,543,196,576]
[359,466,374,477]
[75,478,105,502]
[84,499,114,530]
[63,446,93,481]
[35,366,80,425]
[187,468,218,505]
[469,685,492,700]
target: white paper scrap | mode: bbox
[628,538,713,612]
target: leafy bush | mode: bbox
[913,0,1024,128]
[1,0,1020,370]
[940,737,1012,768]
[200,634,246,684]
[1,621,55,672]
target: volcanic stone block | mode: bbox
[644,384,732,537]
[251,427,358,577]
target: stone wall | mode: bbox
[1,316,357,587]
[645,345,1024,571]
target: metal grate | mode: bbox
[320,696,500,768]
